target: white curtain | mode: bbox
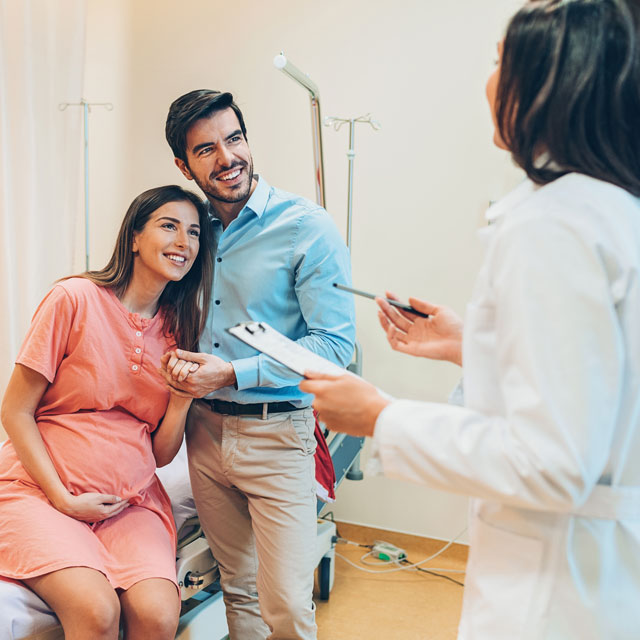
[0,0,87,418]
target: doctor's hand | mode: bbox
[54,492,129,523]
[160,350,237,398]
[377,292,464,366]
[299,372,390,437]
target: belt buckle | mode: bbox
[262,403,268,420]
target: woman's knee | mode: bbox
[61,591,120,638]
[24,568,120,639]
[124,603,180,639]
[147,606,180,638]
[120,580,180,640]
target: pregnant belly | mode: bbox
[37,410,157,500]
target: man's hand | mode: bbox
[299,372,390,437]
[53,492,129,522]
[159,350,237,398]
[377,292,464,366]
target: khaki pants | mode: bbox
[186,401,318,640]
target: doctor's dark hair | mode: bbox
[496,0,640,196]
[71,185,213,351]
[165,90,248,163]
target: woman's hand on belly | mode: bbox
[53,491,130,522]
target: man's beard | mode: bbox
[198,159,254,205]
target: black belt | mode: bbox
[201,399,302,416]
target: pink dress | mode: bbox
[0,278,178,590]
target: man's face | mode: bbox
[176,108,254,206]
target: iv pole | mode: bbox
[273,53,326,207]
[273,53,368,483]
[59,99,113,271]
[324,114,381,250]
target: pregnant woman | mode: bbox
[0,185,212,640]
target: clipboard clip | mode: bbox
[243,322,267,335]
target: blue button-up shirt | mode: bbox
[200,175,355,406]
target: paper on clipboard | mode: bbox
[227,321,349,377]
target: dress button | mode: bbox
[132,365,139,371]
[135,348,141,354]
[214,343,220,348]
[136,331,142,337]
[215,300,221,305]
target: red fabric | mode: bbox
[313,413,336,502]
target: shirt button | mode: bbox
[132,365,139,371]
[136,331,142,337]
[217,257,222,263]
[215,300,221,305]
[135,348,141,354]
[214,343,220,348]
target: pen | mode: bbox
[333,283,430,318]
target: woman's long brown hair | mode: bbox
[67,185,212,350]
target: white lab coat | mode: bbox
[374,173,640,639]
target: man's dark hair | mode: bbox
[165,90,248,163]
[497,0,640,196]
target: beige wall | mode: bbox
[4,0,524,540]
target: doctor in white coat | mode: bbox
[301,1,640,638]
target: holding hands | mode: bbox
[376,292,463,366]
[159,349,237,398]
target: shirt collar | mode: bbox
[207,174,270,223]
[485,178,539,223]
[243,174,269,218]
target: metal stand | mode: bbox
[274,53,369,491]
[273,54,326,207]
[324,115,380,248]
[59,100,113,270]
[323,116,379,481]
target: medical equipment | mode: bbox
[273,52,367,484]
[324,114,380,250]
[273,54,326,207]
[371,541,407,563]
[58,100,113,271]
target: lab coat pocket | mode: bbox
[459,516,544,640]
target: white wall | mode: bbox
[7,0,526,540]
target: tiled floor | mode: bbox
[314,521,468,640]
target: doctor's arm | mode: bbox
[304,217,623,512]
[1,364,129,521]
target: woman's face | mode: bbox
[486,41,509,150]
[131,200,201,287]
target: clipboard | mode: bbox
[227,321,349,377]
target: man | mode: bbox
[161,90,355,639]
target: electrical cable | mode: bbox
[332,526,468,586]
[407,561,465,587]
